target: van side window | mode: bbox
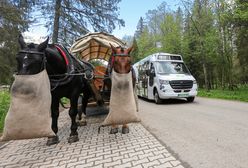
[150,63,155,76]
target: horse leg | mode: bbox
[110,124,118,134]
[77,87,91,126]
[68,96,79,143]
[76,95,87,126]
[122,124,129,134]
[46,97,60,146]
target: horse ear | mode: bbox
[110,43,117,54]
[38,37,49,52]
[18,34,27,49]
[127,44,134,54]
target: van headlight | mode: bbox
[193,80,197,84]
[159,79,169,85]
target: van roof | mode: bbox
[134,53,183,65]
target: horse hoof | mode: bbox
[68,135,79,143]
[46,136,59,146]
[77,119,87,126]
[122,127,129,134]
[110,127,118,134]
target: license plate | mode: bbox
[178,93,189,97]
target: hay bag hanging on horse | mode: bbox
[1,70,55,141]
[102,70,140,126]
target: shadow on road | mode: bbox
[138,96,191,105]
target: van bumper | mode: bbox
[158,85,198,99]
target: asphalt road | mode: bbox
[139,97,248,168]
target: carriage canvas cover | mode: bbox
[1,70,55,141]
[102,70,140,126]
[70,32,126,62]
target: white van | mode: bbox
[133,52,198,104]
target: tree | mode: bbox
[137,27,157,60]
[159,8,183,54]
[214,0,236,89]
[39,0,125,45]
[122,35,133,46]
[233,0,248,83]
[134,17,145,38]
[131,37,139,63]
[0,0,33,84]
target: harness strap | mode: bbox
[54,45,69,65]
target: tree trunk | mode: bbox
[52,0,62,43]
[202,58,209,91]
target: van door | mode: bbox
[149,63,155,87]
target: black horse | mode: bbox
[17,35,93,145]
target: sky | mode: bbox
[25,0,180,43]
[112,0,180,38]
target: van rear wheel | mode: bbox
[154,90,162,104]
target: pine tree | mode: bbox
[38,0,125,45]
[233,0,248,83]
[0,0,33,84]
[134,17,145,38]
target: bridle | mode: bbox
[109,52,132,73]
[17,48,94,91]
[18,50,47,73]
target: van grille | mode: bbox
[169,80,193,89]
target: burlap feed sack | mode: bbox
[102,70,140,126]
[1,70,55,141]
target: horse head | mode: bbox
[110,44,133,74]
[17,35,49,75]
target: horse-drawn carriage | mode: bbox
[70,32,126,107]
[2,32,138,145]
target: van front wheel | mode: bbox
[187,97,195,102]
[154,90,162,104]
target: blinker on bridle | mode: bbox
[18,50,47,71]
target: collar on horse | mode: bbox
[49,44,94,90]
[54,45,69,65]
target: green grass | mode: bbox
[198,85,248,102]
[0,90,10,132]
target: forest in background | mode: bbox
[0,0,247,91]
[132,0,248,90]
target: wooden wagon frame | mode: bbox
[70,32,126,106]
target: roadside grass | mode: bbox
[198,85,248,102]
[0,90,10,132]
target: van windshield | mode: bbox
[155,62,190,74]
